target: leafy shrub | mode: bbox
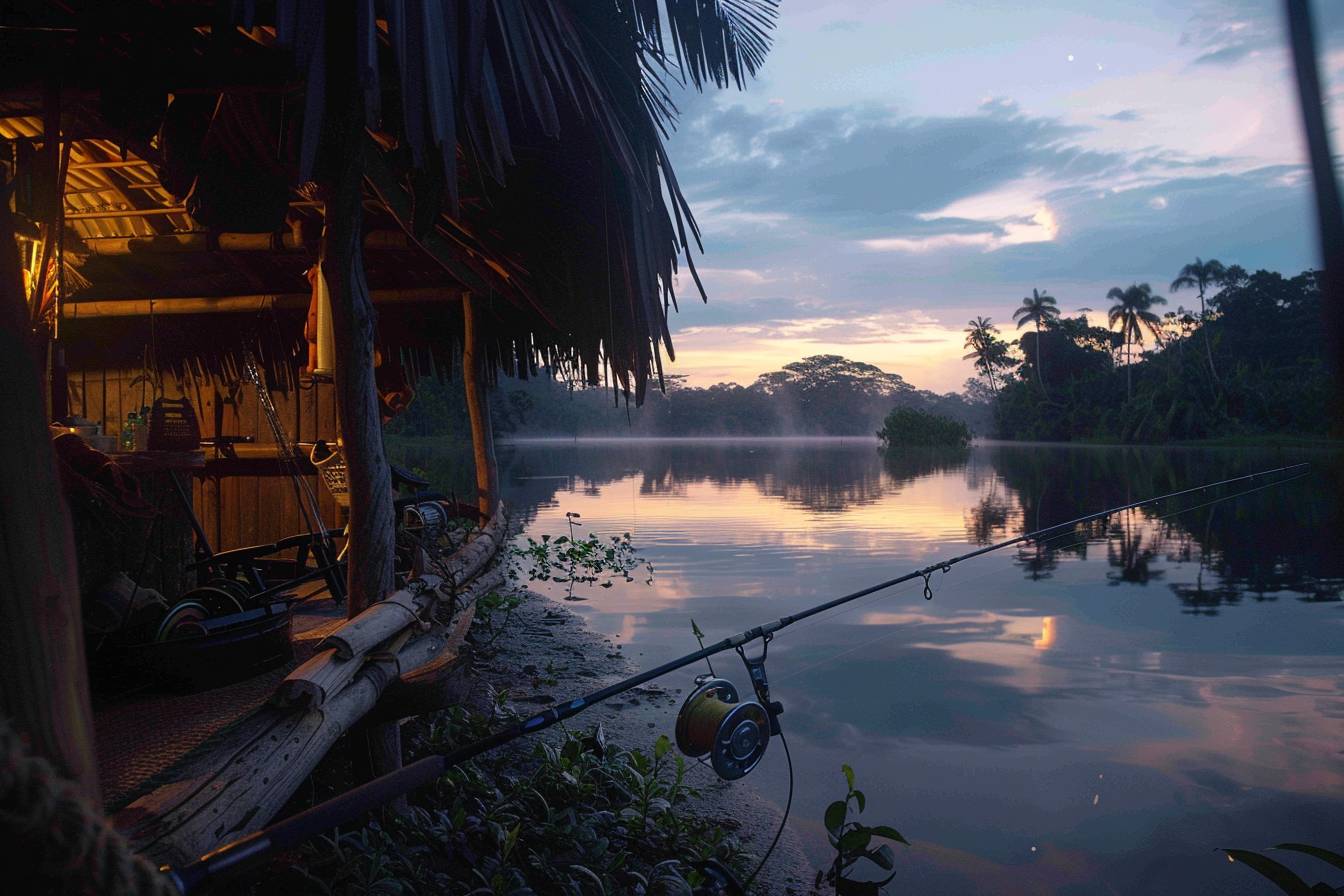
[261,708,748,895]
[877,407,971,449]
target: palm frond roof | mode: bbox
[0,1,777,399]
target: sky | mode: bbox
[659,0,1344,393]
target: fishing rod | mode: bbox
[163,462,1310,894]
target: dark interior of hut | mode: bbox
[0,0,684,811]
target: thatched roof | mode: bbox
[0,1,777,398]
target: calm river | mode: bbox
[429,438,1344,894]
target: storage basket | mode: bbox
[309,440,350,507]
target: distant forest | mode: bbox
[388,261,1336,444]
[969,262,1337,442]
[390,353,991,438]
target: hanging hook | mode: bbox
[922,571,934,601]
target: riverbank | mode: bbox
[462,586,819,894]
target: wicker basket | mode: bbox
[309,441,349,508]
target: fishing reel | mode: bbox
[674,635,783,780]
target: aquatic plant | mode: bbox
[512,514,654,600]
[823,764,908,895]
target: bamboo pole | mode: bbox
[59,287,459,319]
[0,173,100,803]
[462,294,499,519]
[77,229,413,256]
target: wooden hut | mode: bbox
[0,1,774,888]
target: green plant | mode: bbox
[512,516,654,601]
[1222,843,1344,894]
[262,705,749,896]
[877,407,971,449]
[470,590,524,654]
[824,765,908,895]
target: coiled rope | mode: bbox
[0,717,177,896]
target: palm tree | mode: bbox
[1012,288,1060,394]
[1107,283,1167,400]
[1170,257,1226,383]
[963,316,1003,395]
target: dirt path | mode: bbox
[463,587,820,895]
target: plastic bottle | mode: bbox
[120,412,137,452]
[136,406,151,451]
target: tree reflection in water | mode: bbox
[402,439,1344,614]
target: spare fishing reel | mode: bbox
[674,634,783,780]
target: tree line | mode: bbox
[963,259,1337,442]
[388,354,991,439]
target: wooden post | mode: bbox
[0,180,101,803]
[462,294,498,518]
[319,4,402,795]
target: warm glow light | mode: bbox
[1033,616,1057,651]
[668,311,971,392]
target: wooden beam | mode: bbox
[60,288,460,319]
[64,200,323,221]
[76,229,410,256]
[462,294,499,518]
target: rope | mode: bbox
[0,717,178,896]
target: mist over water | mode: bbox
[401,437,1344,895]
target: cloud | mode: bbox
[1181,0,1344,68]
[671,102,1128,244]
[1102,109,1141,122]
[862,205,1060,253]
[694,267,774,286]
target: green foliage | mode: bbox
[877,407,971,449]
[993,266,1338,443]
[512,527,654,599]
[263,708,746,896]
[1222,843,1344,894]
[823,765,908,895]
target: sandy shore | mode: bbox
[461,586,820,895]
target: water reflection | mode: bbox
[483,439,1344,895]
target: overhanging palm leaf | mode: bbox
[260,0,776,398]
[648,0,779,89]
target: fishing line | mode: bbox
[773,469,1312,685]
[742,726,793,891]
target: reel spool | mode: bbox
[155,587,244,642]
[402,500,449,545]
[674,678,771,780]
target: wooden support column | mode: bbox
[319,3,402,796]
[0,182,100,803]
[462,294,498,519]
